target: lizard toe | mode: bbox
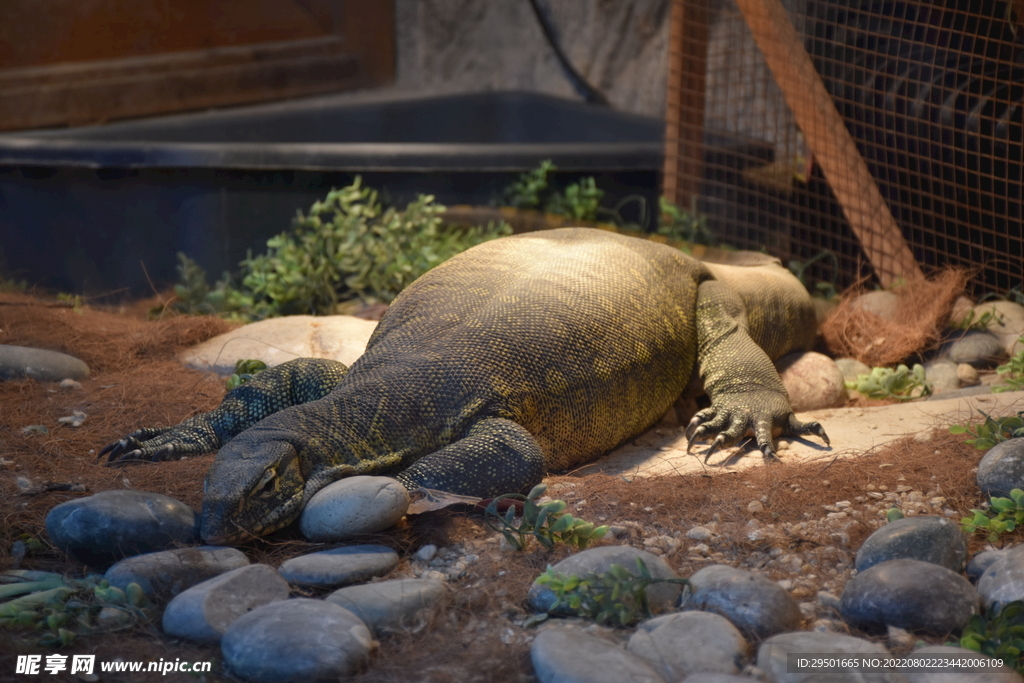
[786,415,830,446]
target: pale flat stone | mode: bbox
[162,564,289,642]
[180,315,377,375]
[595,389,1024,479]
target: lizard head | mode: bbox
[199,433,307,545]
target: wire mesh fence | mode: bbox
[663,0,1024,297]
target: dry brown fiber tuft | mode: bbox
[820,269,968,367]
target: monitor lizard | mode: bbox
[101,227,828,544]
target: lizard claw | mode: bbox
[683,391,829,464]
[98,436,142,463]
[789,416,830,446]
[702,434,728,463]
[98,426,183,465]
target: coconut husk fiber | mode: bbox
[820,269,968,367]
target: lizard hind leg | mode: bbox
[394,418,546,499]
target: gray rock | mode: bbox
[677,675,755,683]
[840,558,979,633]
[45,490,198,567]
[977,544,1024,610]
[899,645,1022,683]
[221,598,374,682]
[853,290,899,320]
[968,550,1008,583]
[680,564,802,640]
[978,439,1024,498]
[776,351,848,412]
[326,578,446,634]
[756,631,903,683]
[162,564,290,642]
[531,626,665,683]
[836,357,872,384]
[181,315,376,375]
[941,329,1006,368]
[923,359,960,394]
[0,344,90,381]
[627,610,748,680]
[300,476,410,542]
[854,516,968,572]
[278,545,399,588]
[958,363,982,386]
[105,546,248,601]
[980,301,1024,357]
[951,296,977,326]
[527,545,682,615]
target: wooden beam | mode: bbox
[733,0,922,285]
[662,0,709,213]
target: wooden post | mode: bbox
[662,0,710,214]
[733,0,922,285]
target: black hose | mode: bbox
[527,0,610,106]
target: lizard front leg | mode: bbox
[393,418,546,498]
[100,358,349,463]
[686,279,828,462]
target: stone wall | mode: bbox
[394,0,672,119]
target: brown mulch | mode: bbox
[0,290,1000,683]
[821,269,968,367]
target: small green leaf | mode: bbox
[526,483,548,501]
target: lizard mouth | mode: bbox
[200,490,304,545]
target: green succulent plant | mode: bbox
[960,600,1024,673]
[950,410,1024,450]
[0,571,154,648]
[483,483,608,551]
[535,557,690,627]
[962,488,1024,542]
[846,364,931,401]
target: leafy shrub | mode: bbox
[483,483,608,551]
[962,488,1024,542]
[535,557,690,627]
[961,600,1024,673]
[173,177,511,320]
[950,411,1024,450]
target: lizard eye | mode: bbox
[255,469,278,498]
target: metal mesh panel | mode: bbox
[664,0,1024,295]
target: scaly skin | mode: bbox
[102,228,828,544]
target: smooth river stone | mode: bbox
[221,598,374,682]
[299,476,410,542]
[45,490,198,567]
[104,546,248,601]
[278,545,399,588]
[854,515,967,572]
[162,564,290,642]
[0,344,89,381]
